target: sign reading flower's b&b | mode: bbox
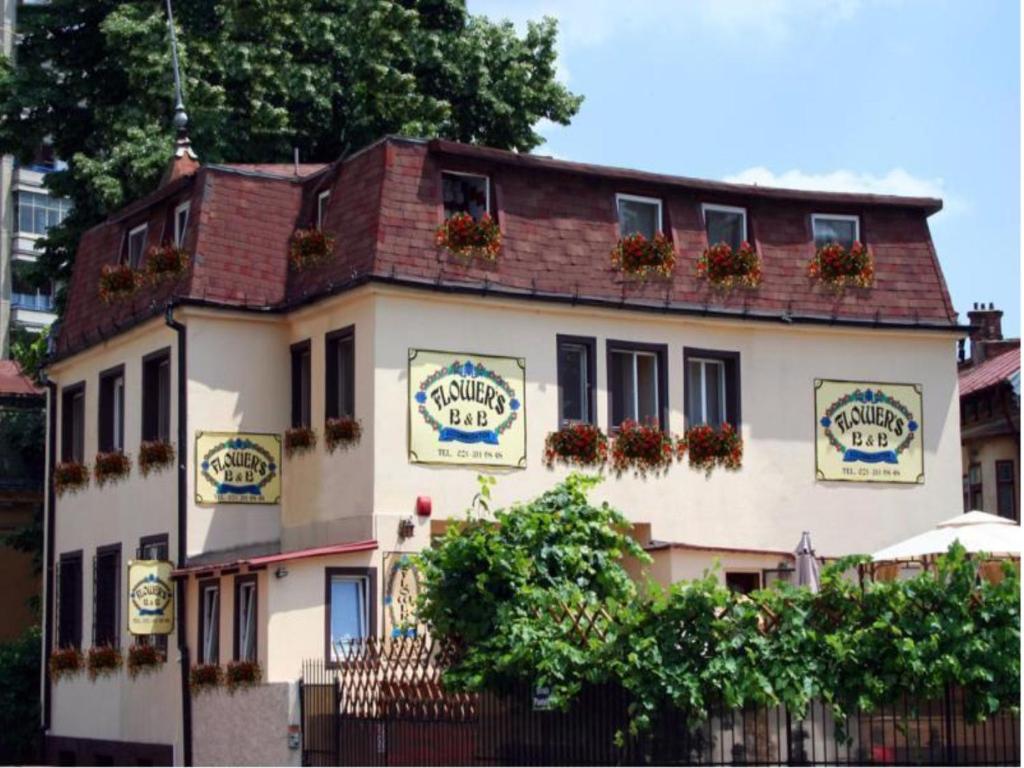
[128,560,174,635]
[409,349,526,467]
[815,379,923,484]
[195,432,282,504]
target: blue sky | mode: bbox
[471,0,1021,336]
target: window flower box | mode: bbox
[98,263,141,303]
[289,228,336,270]
[611,232,676,279]
[225,660,262,693]
[54,461,89,496]
[144,243,190,283]
[138,440,175,477]
[435,212,501,262]
[544,423,609,468]
[86,645,123,681]
[325,416,362,454]
[49,646,84,682]
[126,643,166,679]
[610,419,675,477]
[190,663,223,695]
[808,241,874,289]
[93,451,131,487]
[697,241,762,289]
[284,426,317,457]
[680,423,743,474]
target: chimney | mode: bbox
[967,302,1004,364]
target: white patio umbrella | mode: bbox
[872,510,1022,562]
[795,531,821,593]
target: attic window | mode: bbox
[702,204,747,251]
[616,194,661,239]
[127,224,148,268]
[174,202,190,247]
[812,214,859,250]
[442,172,489,220]
[317,191,330,230]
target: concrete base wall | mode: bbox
[192,682,300,767]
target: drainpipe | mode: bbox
[41,376,57,735]
[165,305,193,767]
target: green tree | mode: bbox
[0,626,42,764]
[0,0,581,310]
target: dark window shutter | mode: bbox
[340,337,354,417]
[157,359,170,441]
[724,355,741,427]
[325,338,338,420]
[98,377,113,452]
[73,395,84,462]
[291,342,311,428]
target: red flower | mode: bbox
[290,228,336,270]
[610,420,675,476]
[436,213,502,261]
[809,241,873,289]
[611,233,676,279]
[696,241,762,289]
[544,423,609,468]
[679,423,743,474]
[98,263,141,303]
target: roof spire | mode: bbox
[160,0,199,186]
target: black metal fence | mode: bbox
[300,645,1020,767]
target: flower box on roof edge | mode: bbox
[138,440,175,477]
[144,243,190,283]
[610,419,675,477]
[94,451,131,487]
[544,423,609,469]
[808,241,874,289]
[98,263,142,304]
[697,241,762,289]
[611,232,676,279]
[435,212,501,262]
[289,228,336,270]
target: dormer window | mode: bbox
[317,191,330,230]
[702,204,747,251]
[127,224,148,268]
[442,172,489,220]
[812,214,859,250]
[174,202,190,247]
[616,194,661,239]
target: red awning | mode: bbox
[173,539,377,577]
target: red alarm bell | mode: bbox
[416,496,432,517]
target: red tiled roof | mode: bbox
[959,348,1021,397]
[172,539,377,576]
[645,540,796,559]
[0,360,43,397]
[54,136,963,361]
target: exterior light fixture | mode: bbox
[275,566,289,579]
[398,517,415,540]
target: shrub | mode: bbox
[610,420,675,476]
[190,663,222,694]
[284,426,317,457]
[610,232,676,278]
[696,241,762,288]
[679,423,743,474]
[224,660,262,692]
[138,440,175,477]
[0,627,42,764]
[98,263,141,303]
[435,212,501,261]
[289,228,335,270]
[54,461,89,496]
[544,423,608,468]
[93,451,131,487]
[325,416,362,453]
[808,241,874,288]
[86,645,122,681]
[48,645,83,682]
[126,643,165,679]
[144,243,189,282]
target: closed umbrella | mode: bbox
[795,531,821,593]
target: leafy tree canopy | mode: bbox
[0,0,582,310]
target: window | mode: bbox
[142,349,171,443]
[61,382,85,463]
[291,340,311,428]
[557,335,596,425]
[137,535,169,654]
[11,259,55,311]
[967,463,983,510]
[58,551,83,648]
[234,576,257,662]
[442,172,489,220]
[811,214,859,250]
[996,460,1016,520]
[325,568,375,663]
[616,194,661,239]
[98,365,125,453]
[198,579,220,664]
[607,342,667,428]
[684,348,741,428]
[127,224,148,268]
[317,191,330,230]
[725,571,761,595]
[702,204,747,251]
[93,544,121,648]
[15,190,70,235]
[173,202,190,247]
[325,327,355,420]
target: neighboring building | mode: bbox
[42,135,966,764]
[959,303,1020,521]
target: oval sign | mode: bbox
[196,432,281,504]
[128,560,174,635]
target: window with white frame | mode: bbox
[811,214,859,249]
[687,358,726,427]
[317,191,330,230]
[235,577,257,662]
[199,580,220,664]
[127,224,148,268]
[328,570,371,661]
[16,190,70,236]
[557,336,595,425]
[174,202,190,247]
[702,204,747,251]
[442,172,489,220]
[608,345,664,427]
[616,194,661,239]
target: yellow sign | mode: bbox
[128,560,175,635]
[409,349,526,467]
[383,553,424,639]
[195,432,281,504]
[815,379,923,484]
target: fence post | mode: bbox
[944,684,955,766]
[334,671,342,767]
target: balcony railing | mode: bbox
[11,292,55,312]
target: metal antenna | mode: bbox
[165,0,197,158]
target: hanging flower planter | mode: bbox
[144,243,190,283]
[225,660,262,693]
[696,241,762,289]
[611,232,676,279]
[435,212,502,262]
[49,646,84,682]
[86,645,123,681]
[54,461,89,496]
[284,426,317,457]
[126,643,166,679]
[93,451,131,487]
[98,263,141,303]
[610,420,675,477]
[289,228,336,270]
[138,440,175,477]
[808,241,874,289]
[325,417,362,454]
[544,423,609,468]
[190,663,223,695]
[679,423,743,474]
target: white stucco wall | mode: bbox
[192,683,300,766]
